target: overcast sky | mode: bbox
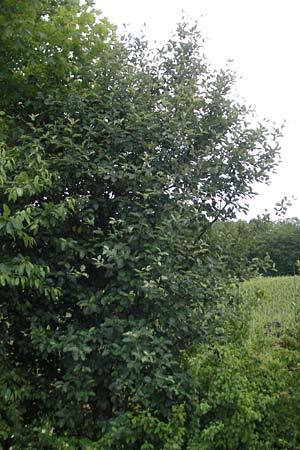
[97,0,300,219]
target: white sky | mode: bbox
[97,0,300,219]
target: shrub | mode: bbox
[0,1,279,447]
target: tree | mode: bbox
[209,218,277,281]
[0,1,280,447]
[249,218,300,276]
[212,217,300,279]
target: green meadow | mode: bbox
[241,276,300,347]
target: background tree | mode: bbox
[209,218,276,281]
[249,217,300,276]
[212,216,300,279]
[0,1,280,447]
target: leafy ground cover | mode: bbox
[189,276,300,450]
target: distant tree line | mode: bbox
[211,217,300,278]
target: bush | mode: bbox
[187,295,300,450]
[0,1,279,447]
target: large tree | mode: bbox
[0,1,280,447]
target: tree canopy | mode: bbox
[0,1,280,447]
[211,216,300,280]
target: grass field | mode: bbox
[240,276,300,348]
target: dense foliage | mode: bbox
[251,218,300,276]
[212,217,300,279]
[0,1,280,447]
[183,277,300,450]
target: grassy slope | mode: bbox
[240,276,300,348]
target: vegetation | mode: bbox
[250,218,300,276]
[243,275,300,337]
[188,276,300,450]
[2,0,298,449]
[211,217,300,279]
